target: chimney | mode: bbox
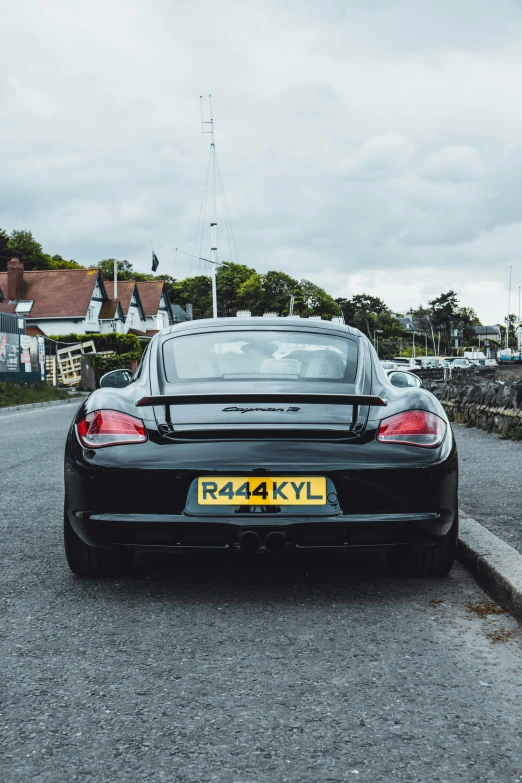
[7,258,24,302]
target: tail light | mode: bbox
[77,410,148,448]
[377,410,446,448]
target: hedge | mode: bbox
[47,333,144,356]
[87,351,141,385]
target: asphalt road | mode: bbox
[2,405,522,783]
[454,423,522,554]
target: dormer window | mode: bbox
[15,300,34,313]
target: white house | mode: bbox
[104,280,146,333]
[0,259,176,337]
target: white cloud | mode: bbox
[423,146,482,182]
[1,0,522,323]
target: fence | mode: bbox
[0,312,26,335]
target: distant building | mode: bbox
[133,281,173,335]
[394,313,431,335]
[472,325,502,343]
[104,280,147,334]
[0,259,181,337]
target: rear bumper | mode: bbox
[68,510,455,551]
[65,432,458,552]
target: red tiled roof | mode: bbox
[26,325,47,337]
[99,299,120,319]
[135,281,166,316]
[103,280,135,316]
[0,269,101,318]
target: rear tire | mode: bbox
[64,507,131,577]
[390,516,458,577]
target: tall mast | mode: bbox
[152,97,235,318]
[517,286,520,358]
[506,264,512,349]
[201,94,219,318]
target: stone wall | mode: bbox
[413,367,496,383]
[422,373,522,440]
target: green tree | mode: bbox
[2,229,82,271]
[502,314,519,349]
[458,306,481,342]
[0,228,10,272]
[95,258,135,280]
[375,310,408,339]
[295,280,340,319]
[260,271,299,315]
[237,273,264,313]
[46,254,83,270]
[217,262,258,316]
[7,230,46,269]
[337,294,389,337]
[170,275,213,318]
[428,291,460,351]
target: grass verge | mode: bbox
[0,381,70,408]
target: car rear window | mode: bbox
[162,329,359,384]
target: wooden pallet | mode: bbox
[49,341,100,387]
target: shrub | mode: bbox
[47,333,144,356]
[87,351,141,385]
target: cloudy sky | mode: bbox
[2,0,522,323]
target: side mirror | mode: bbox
[99,369,134,388]
[388,371,422,389]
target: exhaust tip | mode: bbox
[238,530,262,553]
[265,531,287,553]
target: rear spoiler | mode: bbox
[136,393,387,408]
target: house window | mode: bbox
[129,313,135,326]
[88,307,95,321]
[15,300,34,313]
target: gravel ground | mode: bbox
[2,406,522,783]
[453,423,522,554]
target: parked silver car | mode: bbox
[443,358,472,369]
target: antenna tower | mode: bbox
[152,96,238,319]
[197,94,238,318]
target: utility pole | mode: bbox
[374,329,383,356]
[113,259,118,300]
[427,317,437,356]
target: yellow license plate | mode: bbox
[197,476,327,505]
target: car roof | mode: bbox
[159,317,363,338]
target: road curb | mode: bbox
[458,516,522,622]
[0,395,88,415]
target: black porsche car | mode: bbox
[64,317,458,577]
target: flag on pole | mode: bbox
[152,251,159,272]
